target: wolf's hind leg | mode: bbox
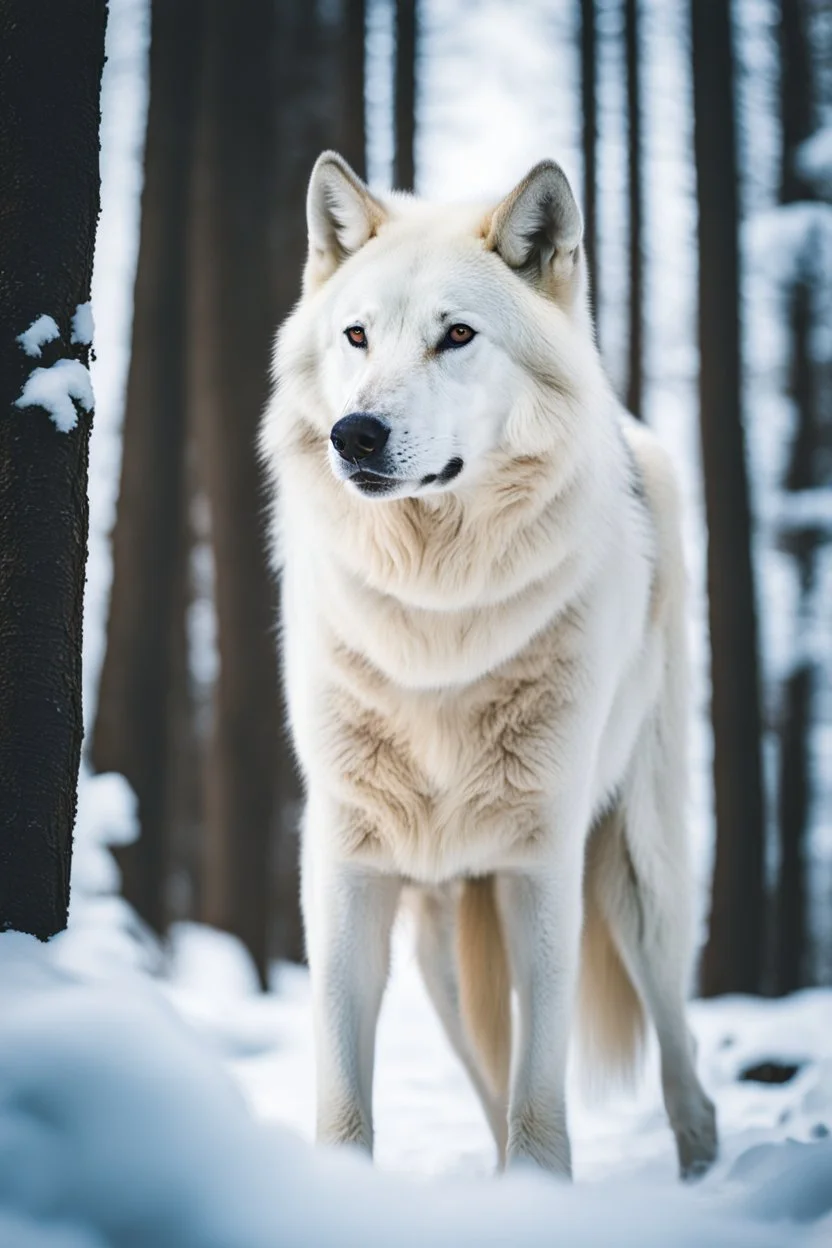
[589,776,718,1179]
[413,887,508,1166]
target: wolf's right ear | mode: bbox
[305,152,387,290]
[486,161,583,303]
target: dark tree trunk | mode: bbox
[773,276,817,995]
[775,659,812,992]
[784,275,819,495]
[580,0,599,321]
[692,0,767,997]
[339,0,366,179]
[0,0,107,937]
[162,486,203,926]
[779,0,814,206]
[394,0,417,191]
[191,0,306,982]
[624,0,643,419]
[773,0,818,994]
[271,0,349,303]
[263,1,349,966]
[91,0,202,935]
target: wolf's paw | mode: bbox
[316,1099,372,1155]
[674,1093,718,1182]
[506,1109,572,1180]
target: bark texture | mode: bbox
[775,659,812,992]
[339,0,367,179]
[265,1,351,965]
[0,0,107,937]
[772,0,819,994]
[692,0,767,997]
[625,0,643,419]
[580,0,599,320]
[191,0,305,981]
[394,0,417,191]
[91,0,202,933]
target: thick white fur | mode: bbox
[259,153,717,1179]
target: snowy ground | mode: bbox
[184,921,832,1192]
[3,772,831,1247]
[3,843,832,1246]
[4,1,832,1244]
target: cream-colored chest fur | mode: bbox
[282,502,656,884]
[311,614,586,881]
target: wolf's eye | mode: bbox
[439,324,476,350]
[345,325,367,348]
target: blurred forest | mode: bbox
[90,0,832,995]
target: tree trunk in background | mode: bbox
[692,0,766,997]
[624,0,643,419]
[189,0,286,986]
[773,0,817,994]
[91,0,201,934]
[162,458,204,926]
[774,275,817,994]
[580,0,599,322]
[779,0,814,207]
[0,0,106,937]
[776,657,812,992]
[193,0,349,977]
[339,0,366,179]
[256,3,350,966]
[394,0,417,191]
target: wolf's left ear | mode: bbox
[305,151,387,289]
[486,161,583,299]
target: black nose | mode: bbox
[330,413,390,462]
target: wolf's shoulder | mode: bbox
[617,410,683,533]
[615,411,687,631]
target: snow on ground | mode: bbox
[181,918,832,1196]
[2,825,832,1246]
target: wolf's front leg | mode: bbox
[304,824,401,1154]
[496,840,584,1178]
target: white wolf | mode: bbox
[259,152,718,1180]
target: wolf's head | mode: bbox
[285,152,594,502]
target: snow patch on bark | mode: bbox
[15,359,94,433]
[16,314,61,358]
[71,302,95,346]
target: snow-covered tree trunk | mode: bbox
[0,0,107,937]
[692,0,767,996]
[92,0,203,935]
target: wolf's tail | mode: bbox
[457,875,511,1100]
[576,807,647,1093]
[457,816,646,1100]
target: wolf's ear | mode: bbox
[305,152,387,289]
[486,161,583,300]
